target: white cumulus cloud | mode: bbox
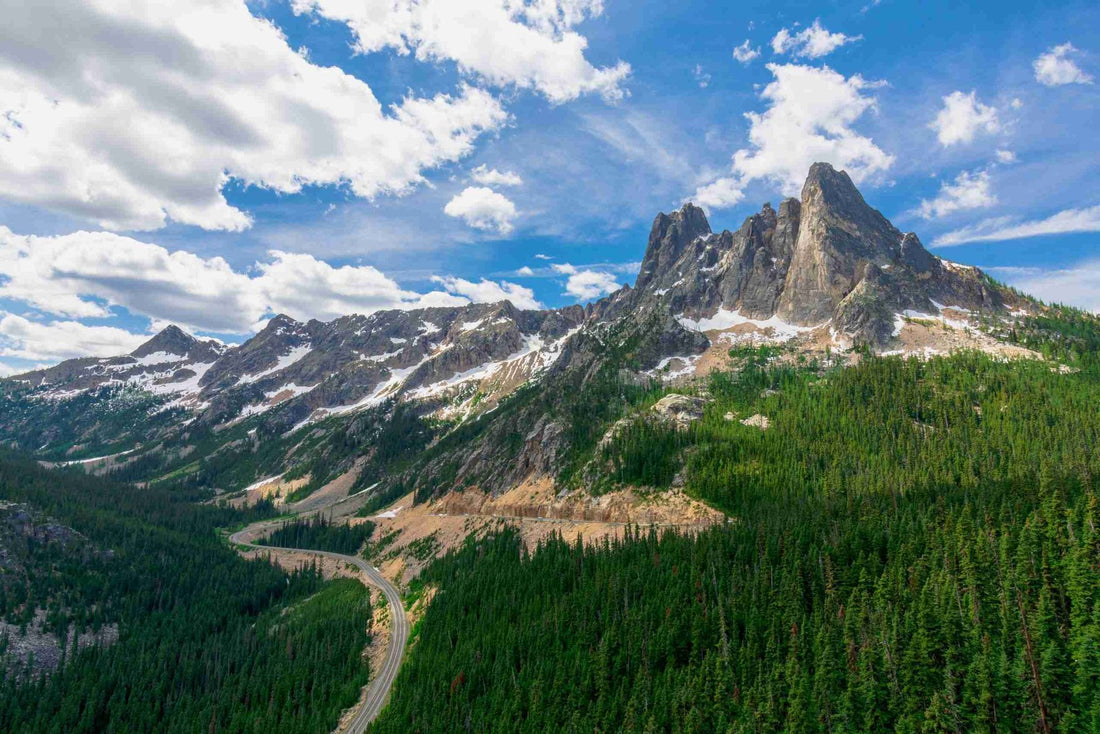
[1033,43,1094,86]
[693,177,745,210]
[770,20,861,59]
[0,314,148,362]
[470,164,523,186]
[932,205,1100,247]
[430,275,542,310]
[290,0,630,103]
[550,263,618,300]
[930,91,1000,146]
[733,40,761,64]
[444,186,519,234]
[693,63,892,208]
[916,170,997,219]
[0,0,509,232]
[0,226,545,337]
[563,270,619,300]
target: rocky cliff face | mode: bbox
[630,162,1007,344]
[0,502,118,676]
[13,326,227,396]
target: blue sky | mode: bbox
[0,0,1096,371]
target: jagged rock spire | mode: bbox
[636,203,711,290]
[631,162,1005,345]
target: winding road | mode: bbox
[229,523,409,732]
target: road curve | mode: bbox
[229,523,409,732]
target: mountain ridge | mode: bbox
[1,163,1037,485]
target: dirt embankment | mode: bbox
[436,476,722,525]
[237,544,363,580]
[225,462,363,511]
[356,476,725,586]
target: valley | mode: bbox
[229,520,408,732]
[2,163,1099,731]
[1,0,1097,730]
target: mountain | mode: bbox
[8,301,584,430]
[624,162,1010,345]
[0,163,1034,488]
[13,326,227,400]
[4,166,1098,734]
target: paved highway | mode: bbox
[229,523,409,732]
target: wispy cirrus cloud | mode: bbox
[933,205,1100,246]
[989,260,1100,312]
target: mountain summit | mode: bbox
[132,325,222,362]
[632,162,1006,344]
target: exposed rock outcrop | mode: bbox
[630,162,1011,346]
[650,394,708,429]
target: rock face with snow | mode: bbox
[6,164,1018,422]
[10,301,585,430]
[629,162,1009,345]
[13,327,227,398]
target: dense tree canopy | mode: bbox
[260,515,375,555]
[373,318,1100,732]
[0,453,371,733]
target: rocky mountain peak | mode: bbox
[802,162,871,214]
[264,313,302,333]
[636,203,711,290]
[132,326,197,358]
[625,162,1008,345]
[776,163,908,323]
[899,231,935,273]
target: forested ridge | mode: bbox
[372,313,1100,733]
[260,515,375,555]
[0,453,371,733]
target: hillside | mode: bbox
[372,343,1100,732]
[0,452,372,731]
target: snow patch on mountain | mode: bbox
[236,345,312,385]
[677,309,812,340]
[361,349,403,364]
